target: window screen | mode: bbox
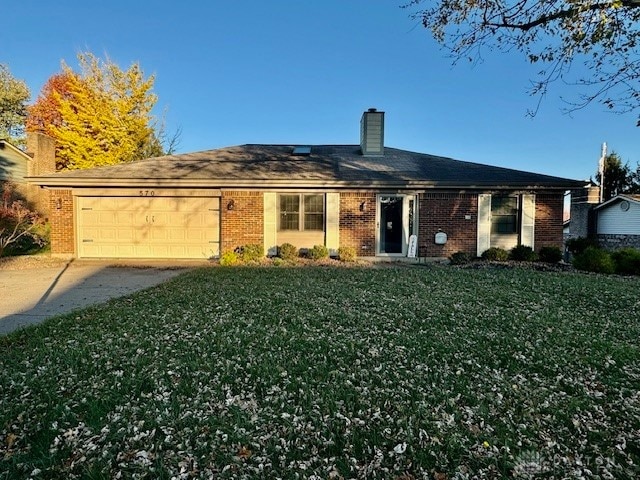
[278,194,325,231]
[304,194,324,231]
[279,195,300,230]
[491,196,518,234]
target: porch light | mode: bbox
[227,199,235,211]
[359,201,367,212]
[55,198,63,210]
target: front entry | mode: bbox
[377,195,416,256]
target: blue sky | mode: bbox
[3,1,638,181]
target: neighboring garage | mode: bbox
[76,194,220,259]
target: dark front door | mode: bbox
[379,196,403,254]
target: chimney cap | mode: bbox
[367,107,377,112]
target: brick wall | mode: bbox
[49,189,74,255]
[534,193,564,250]
[419,193,478,257]
[25,132,56,216]
[221,191,264,252]
[339,192,376,256]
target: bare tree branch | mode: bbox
[485,1,640,31]
[405,0,640,123]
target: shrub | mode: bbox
[0,183,48,257]
[449,251,472,265]
[271,257,285,267]
[566,237,599,255]
[481,247,509,262]
[278,243,298,261]
[572,247,615,274]
[611,248,640,275]
[219,250,240,266]
[338,246,357,262]
[4,221,50,256]
[236,244,264,262]
[538,246,563,264]
[509,245,538,262]
[308,244,329,260]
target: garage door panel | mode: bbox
[150,228,169,241]
[78,196,220,259]
[79,244,100,257]
[99,229,116,241]
[98,212,117,224]
[115,212,135,223]
[80,212,102,225]
[167,228,187,241]
[117,228,135,241]
[150,213,169,226]
[81,228,101,239]
[133,245,152,257]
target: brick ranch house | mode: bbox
[29,109,584,260]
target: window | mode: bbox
[279,195,300,230]
[491,196,518,234]
[279,194,324,231]
[304,194,324,230]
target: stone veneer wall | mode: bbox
[567,186,600,241]
[597,234,640,250]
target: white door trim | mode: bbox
[375,194,416,257]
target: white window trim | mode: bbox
[277,193,325,232]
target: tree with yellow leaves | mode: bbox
[29,53,166,170]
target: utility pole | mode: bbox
[598,142,607,203]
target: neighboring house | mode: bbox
[29,109,583,260]
[1,133,56,215]
[0,139,31,184]
[594,194,640,249]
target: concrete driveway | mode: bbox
[0,258,196,335]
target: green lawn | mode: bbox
[1,265,639,479]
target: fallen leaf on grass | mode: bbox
[238,446,252,459]
[6,433,17,449]
[395,473,415,480]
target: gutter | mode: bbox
[27,176,585,191]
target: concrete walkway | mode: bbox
[0,260,192,335]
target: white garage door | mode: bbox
[77,196,220,259]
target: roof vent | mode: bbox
[360,108,384,156]
[292,146,311,156]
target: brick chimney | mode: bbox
[360,108,384,156]
[25,132,56,215]
[26,132,56,176]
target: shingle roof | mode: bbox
[29,144,584,189]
